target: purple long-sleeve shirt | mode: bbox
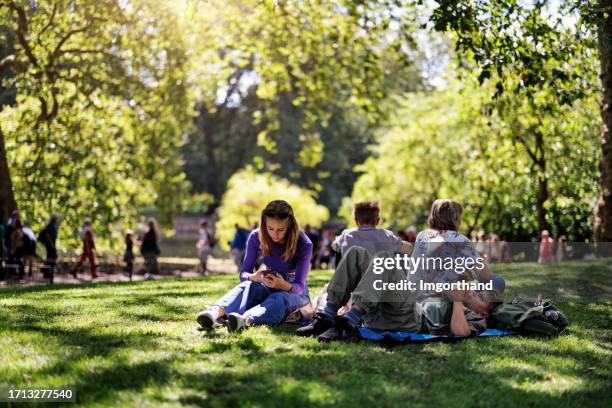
[239,229,313,296]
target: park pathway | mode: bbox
[0,257,236,288]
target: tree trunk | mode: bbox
[0,127,17,222]
[537,175,550,234]
[534,129,550,234]
[594,0,612,242]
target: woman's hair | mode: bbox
[427,199,463,232]
[259,200,299,262]
[148,218,160,241]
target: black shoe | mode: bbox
[296,312,334,337]
[317,317,361,343]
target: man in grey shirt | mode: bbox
[332,201,413,256]
[297,202,414,340]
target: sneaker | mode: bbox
[226,312,252,332]
[196,309,219,329]
[317,317,361,343]
[296,312,334,337]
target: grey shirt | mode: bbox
[333,226,403,256]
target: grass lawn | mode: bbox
[1,260,611,407]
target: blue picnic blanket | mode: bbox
[358,327,516,342]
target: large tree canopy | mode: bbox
[427,0,612,240]
[183,0,426,214]
[0,0,194,248]
[349,72,600,241]
[1,0,428,247]
[0,0,609,250]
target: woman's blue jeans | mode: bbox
[216,281,310,325]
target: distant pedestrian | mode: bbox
[141,218,161,279]
[406,226,417,243]
[304,224,320,270]
[556,235,567,262]
[38,213,59,280]
[197,220,214,275]
[538,230,554,264]
[317,228,335,269]
[474,230,487,257]
[4,210,20,262]
[230,223,249,272]
[123,229,135,281]
[71,219,98,278]
[21,225,37,277]
[10,219,25,281]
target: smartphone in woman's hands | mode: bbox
[261,269,278,277]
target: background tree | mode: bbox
[0,19,18,221]
[0,0,194,248]
[427,0,612,240]
[348,72,600,241]
[184,0,430,215]
[215,166,329,250]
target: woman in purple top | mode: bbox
[196,200,313,332]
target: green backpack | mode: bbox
[491,298,569,336]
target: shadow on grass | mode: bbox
[494,260,612,303]
[175,330,611,408]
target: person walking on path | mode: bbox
[538,230,554,264]
[21,225,37,277]
[123,229,136,281]
[141,218,161,279]
[4,210,20,268]
[71,219,98,279]
[555,235,567,262]
[10,219,25,281]
[197,220,214,275]
[39,213,59,281]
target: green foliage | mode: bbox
[217,0,417,127]
[0,0,195,249]
[182,0,427,215]
[429,0,600,103]
[350,73,601,240]
[427,0,611,242]
[1,0,605,250]
[216,167,329,250]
